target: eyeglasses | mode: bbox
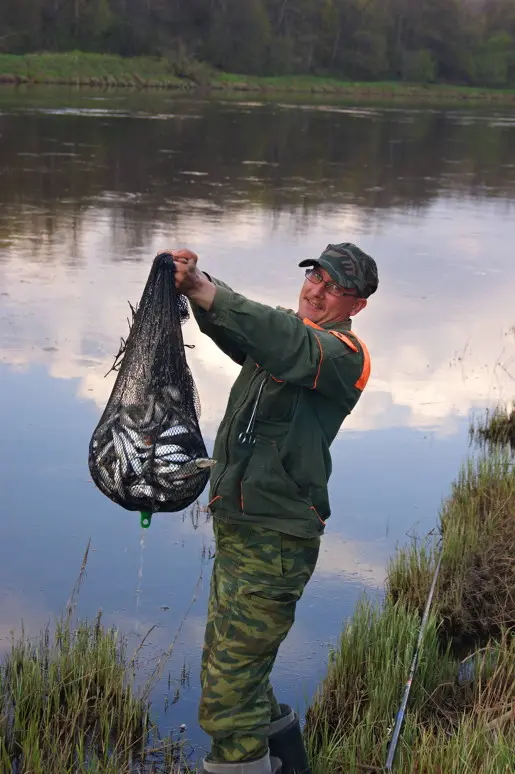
[304,269,358,299]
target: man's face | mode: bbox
[297,266,366,326]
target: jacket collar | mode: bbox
[281,306,352,333]
[320,317,352,332]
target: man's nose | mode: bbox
[311,282,326,298]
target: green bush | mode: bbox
[472,34,515,88]
[402,49,437,84]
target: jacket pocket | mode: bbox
[209,454,250,513]
[241,437,313,519]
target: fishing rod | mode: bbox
[385,548,444,771]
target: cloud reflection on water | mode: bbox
[1,198,514,441]
[1,96,515,745]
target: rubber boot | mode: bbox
[268,704,311,774]
[203,750,282,774]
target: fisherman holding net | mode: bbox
[168,244,378,774]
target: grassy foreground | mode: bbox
[2,52,515,103]
[0,618,177,773]
[1,406,513,772]
[306,405,515,773]
[0,545,188,774]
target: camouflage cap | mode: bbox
[299,243,378,298]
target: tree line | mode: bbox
[1,0,515,87]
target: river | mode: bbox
[0,86,514,758]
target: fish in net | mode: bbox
[88,252,211,525]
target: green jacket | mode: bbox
[192,279,370,538]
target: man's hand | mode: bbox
[158,248,216,311]
[167,248,201,294]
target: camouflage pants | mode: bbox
[199,519,320,763]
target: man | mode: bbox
[168,243,378,774]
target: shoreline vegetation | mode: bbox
[0,541,190,774]
[306,403,515,773]
[1,405,514,772]
[2,53,515,103]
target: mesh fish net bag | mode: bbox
[88,253,210,522]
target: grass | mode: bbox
[0,543,195,774]
[213,72,515,101]
[305,605,514,773]
[0,52,187,88]
[306,403,515,773]
[1,406,514,772]
[2,617,145,772]
[470,402,515,452]
[388,452,515,649]
[305,601,455,771]
[2,53,515,102]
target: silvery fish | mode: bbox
[195,458,216,469]
[143,395,156,426]
[123,403,156,429]
[96,412,119,438]
[93,383,206,506]
[120,429,136,457]
[166,453,191,464]
[156,469,185,487]
[155,443,185,457]
[121,433,143,476]
[159,425,190,438]
[119,406,142,429]
[129,484,155,499]
[112,429,129,476]
[99,465,114,490]
[168,413,191,427]
[163,385,181,403]
[153,401,165,424]
[114,460,126,498]
[156,478,175,492]
[171,479,187,488]
[155,462,182,474]
[124,426,154,452]
[97,439,115,464]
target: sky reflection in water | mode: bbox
[0,90,514,752]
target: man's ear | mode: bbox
[350,298,367,317]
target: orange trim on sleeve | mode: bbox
[207,495,222,509]
[345,331,371,391]
[329,330,359,352]
[302,318,371,392]
[303,318,324,390]
[312,333,324,390]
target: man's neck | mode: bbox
[292,310,352,331]
[318,317,352,331]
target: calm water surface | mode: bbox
[1,87,515,756]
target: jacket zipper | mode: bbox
[211,368,266,500]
